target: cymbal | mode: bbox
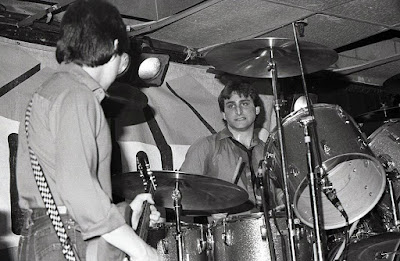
[106,81,148,107]
[355,106,400,123]
[102,82,148,118]
[204,37,338,78]
[112,171,249,214]
[383,73,400,94]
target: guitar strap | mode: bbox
[25,98,80,261]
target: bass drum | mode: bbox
[266,104,386,230]
[328,232,400,261]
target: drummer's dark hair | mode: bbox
[56,0,129,67]
[218,82,261,112]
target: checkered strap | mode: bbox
[25,99,79,261]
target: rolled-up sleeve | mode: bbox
[50,88,125,240]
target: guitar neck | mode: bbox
[136,187,154,240]
[136,164,156,241]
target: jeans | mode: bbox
[18,209,87,261]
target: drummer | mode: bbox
[180,81,284,220]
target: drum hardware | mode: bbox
[112,171,249,260]
[375,251,400,260]
[331,219,359,261]
[279,105,386,230]
[355,106,400,123]
[197,225,207,254]
[269,56,298,261]
[257,158,278,260]
[160,239,168,254]
[172,181,184,261]
[378,155,400,230]
[147,222,208,261]
[329,232,400,261]
[204,26,339,260]
[297,110,328,261]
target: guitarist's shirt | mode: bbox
[17,63,127,240]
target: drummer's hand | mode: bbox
[129,193,160,230]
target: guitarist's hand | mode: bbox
[130,193,161,230]
[130,244,161,261]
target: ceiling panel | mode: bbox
[147,0,313,48]
[324,0,400,27]
[2,0,400,91]
[261,14,387,49]
[342,60,400,86]
[264,0,354,11]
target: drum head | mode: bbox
[268,104,387,230]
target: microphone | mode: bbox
[323,179,348,222]
[256,159,265,189]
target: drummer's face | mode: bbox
[222,93,260,131]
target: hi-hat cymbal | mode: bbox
[204,37,338,78]
[112,171,249,214]
[355,106,400,123]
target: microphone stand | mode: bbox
[291,22,326,261]
[267,55,298,261]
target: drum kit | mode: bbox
[112,29,400,261]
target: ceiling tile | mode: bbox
[261,14,387,49]
[147,0,313,48]
[324,0,400,27]
[264,0,354,11]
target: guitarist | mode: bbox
[16,0,161,260]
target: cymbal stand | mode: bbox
[267,54,297,261]
[172,180,184,261]
[380,157,400,230]
[257,161,277,261]
[387,176,400,230]
[291,22,326,261]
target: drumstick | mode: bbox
[232,157,243,184]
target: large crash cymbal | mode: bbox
[355,106,400,123]
[204,37,338,78]
[112,171,249,214]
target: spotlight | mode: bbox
[117,52,170,87]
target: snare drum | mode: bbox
[209,212,312,261]
[266,104,386,229]
[147,222,208,261]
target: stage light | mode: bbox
[137,53,169,86]
[117,52,170,87]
